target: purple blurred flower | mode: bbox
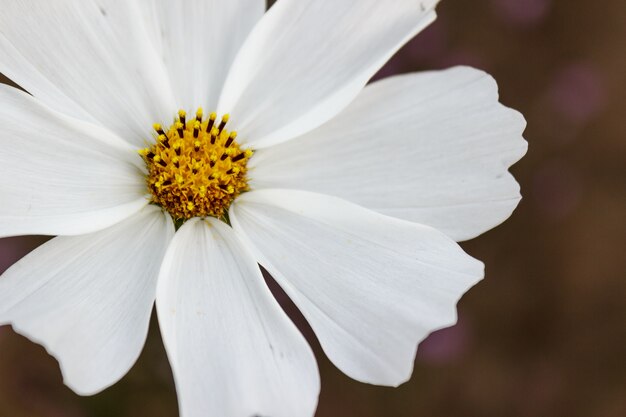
[406,22,449,63]
[491,0,552,27]
[438,49,488,71]
[417,317,472,364]
[548,63,607,125]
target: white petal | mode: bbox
[0,1,175,147]
[0,86,148,238]
[140,0,265,111]
[0,206,174,395]
[230,190,484,387]
[218,0,440,148]
[157,218,319,417]
[250,67,528,241]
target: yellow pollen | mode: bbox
[140,108,253,220]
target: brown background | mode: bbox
[0,0,624,416]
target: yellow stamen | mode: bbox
[141,109,253,220]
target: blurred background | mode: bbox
[0,0,624,416]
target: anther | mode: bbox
[225,131,237,148]
[218,114,230,135]
[210,128,219,145]
[178,110,187,126]
[206,112,217,133]
[219,184,235,194]
[153,123,166,136]
[158,134,170,148]
[231,152,246,162]
[193,121,201,138]
[220,149,232,161]
[192,160,201,174]
[196,108,203,123]
[139,149,155,160]
[176,122,184,138]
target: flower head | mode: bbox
[140,111,252,219]
[0,1,526,416]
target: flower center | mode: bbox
[140,109,253,220]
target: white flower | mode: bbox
[0,1,526,416]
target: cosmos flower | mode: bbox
[0,1,526,416]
